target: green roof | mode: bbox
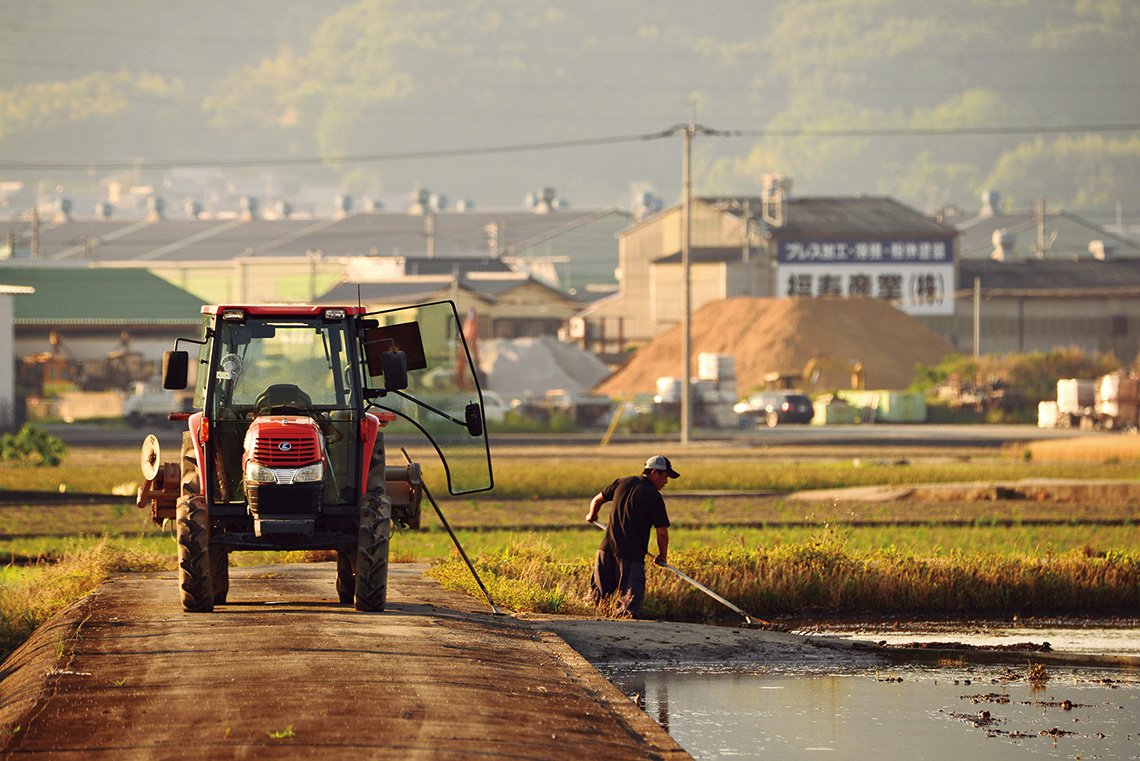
[0,267,205,325]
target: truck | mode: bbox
[135,301,493,613]
[123,381,193,427]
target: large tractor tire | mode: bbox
[335,549,356,605]
[354,494,391,612]
[354,437,391,612]
[177,432,214,612]
[210,547,229,604]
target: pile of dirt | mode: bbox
[593,297,957,397]
[479,336,613,398]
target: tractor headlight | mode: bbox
[245,462,277,484]
[293,462,324,483]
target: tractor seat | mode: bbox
[255,383,314,416]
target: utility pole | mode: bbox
[425,210,436,259]
[973,277,981,357]
[680,124,694,446]
[31,206,39,258]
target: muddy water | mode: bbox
[606,662,1140,760]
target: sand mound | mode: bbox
[593,297,957,397]
[480,336,613,398]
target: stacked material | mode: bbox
[1096,373,1139,427]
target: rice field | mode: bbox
[3,433,1140,657]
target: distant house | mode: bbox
[318,271,584,340]
[0,266,204,390]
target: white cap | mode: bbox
[644,455,680,478]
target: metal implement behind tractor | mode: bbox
[136,301,492,612]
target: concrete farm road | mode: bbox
[0,564,688,760]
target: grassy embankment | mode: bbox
[2,436,1140,657]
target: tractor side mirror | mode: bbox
[163,351,189,390]
[464,402,483,438]
[381,351,408,391]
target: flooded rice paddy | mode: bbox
[605,623,1140,760]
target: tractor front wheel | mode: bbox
[354,494,391,612]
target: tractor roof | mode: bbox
[202,304,364,317]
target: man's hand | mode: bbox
[585,492,606,524]
[653,554,667,567]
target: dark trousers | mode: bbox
[589,550,647,618]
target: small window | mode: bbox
[1111,315,1128,336]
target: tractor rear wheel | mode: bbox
[335,550,356,604]
[210,547,229,604]
[177,432,214,612]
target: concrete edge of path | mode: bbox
[0,592,96,753]
[530,628,692,760]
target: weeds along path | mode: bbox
[0,563,687,760]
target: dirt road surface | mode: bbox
[0,563,692,760]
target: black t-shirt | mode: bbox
[598,474,670,562]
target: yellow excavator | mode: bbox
[764,356,865,392]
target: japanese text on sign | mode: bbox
[778,238,953,265]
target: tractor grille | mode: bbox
[253,434,320,466]
[248,483,323,515]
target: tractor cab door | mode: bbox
[357,300,493,495]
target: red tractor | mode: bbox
[136,301,492,612]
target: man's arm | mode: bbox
[653,526,669,566]
[585,492,607,523]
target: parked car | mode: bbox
[734,392,814,428]
[480,390,513,423]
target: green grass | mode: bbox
[0,540,170,660]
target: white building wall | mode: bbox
[0,294,15,427]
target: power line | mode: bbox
[1,121,1137,172]
[724,123,1140,138]
[0,129,681,171]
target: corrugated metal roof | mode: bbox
[701,196,955,239]
[318,272,568,305]
[954,211,1140,260]
[961,257,1140,293]
[653,247,741,264]
[0,266,204,324]
[0,209,626,264]
[318,279,467,305]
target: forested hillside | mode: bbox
[0,0,1136,216]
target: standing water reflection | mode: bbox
[606,664,1140,760]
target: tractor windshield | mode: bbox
[203,315,361,507]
